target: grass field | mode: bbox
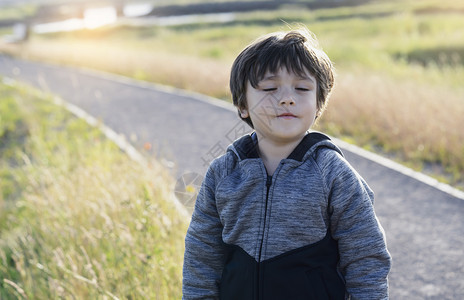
[1,0,463,189]
[0,79,187,299]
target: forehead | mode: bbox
[261,67,316,82]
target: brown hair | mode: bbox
[230,28,335,128]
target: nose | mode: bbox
[278,90,295,106]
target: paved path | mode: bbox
[1,55,463,299]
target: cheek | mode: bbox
[249,97,276,119]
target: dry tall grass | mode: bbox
[324,72,464,184]
[2,40,231,99]
[0,81,188,299]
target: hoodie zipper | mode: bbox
[256,175,272,299]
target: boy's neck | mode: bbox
[256,133,306,176]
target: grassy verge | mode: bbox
[0,79,187,299]
[0,3,36,22]
[1,0,463,189]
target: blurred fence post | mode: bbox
[13,23,30,41]
[3,22,30,43]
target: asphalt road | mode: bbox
[1,54,463,299]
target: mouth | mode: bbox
[277,113,297,119]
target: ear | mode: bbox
[240,108,249,118]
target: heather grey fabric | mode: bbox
[183,132,391,299]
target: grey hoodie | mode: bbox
[183,132,391,299]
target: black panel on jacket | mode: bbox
[219,230,346,300]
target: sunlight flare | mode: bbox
[83,6,117,30]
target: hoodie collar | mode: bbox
[229,131,341,162]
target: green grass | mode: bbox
[0,79,187,299]
[0,3,36,22]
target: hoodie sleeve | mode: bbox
[183,162,225,300]
[319,149,392,300]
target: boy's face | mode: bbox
[241,67,318,144]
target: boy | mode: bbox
[183,28,391,299]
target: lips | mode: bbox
[277,113,297,118]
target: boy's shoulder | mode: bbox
[204,133,257,181]
[227,133,260,161]
[205,132,363,190]
[295,132,343,163]
[311,139,369,191]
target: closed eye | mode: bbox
[262,88,277,92]
[296,87,310,91]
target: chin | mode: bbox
[274,131,306,142]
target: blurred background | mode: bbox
[1,0,463,189]
[1,0,463,298]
